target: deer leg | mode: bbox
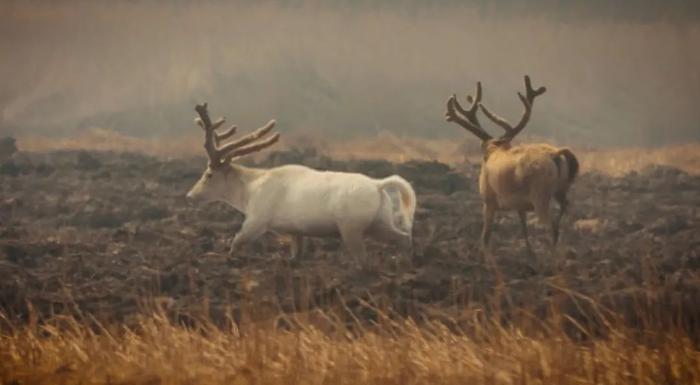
[229,220,266,256]
[481,203,495,252]
[532,195,554,245]
[339,226,368,269]
[290,234,305,260]
[552,192,569,245]
[518,210,534,256]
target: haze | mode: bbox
[1,1,699,148]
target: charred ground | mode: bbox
[0,147,699,332]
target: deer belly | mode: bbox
[495,195,534,211]
[269,212,339,237]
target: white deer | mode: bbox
[444,76,579,255]
[185,103,416,266]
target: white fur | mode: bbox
[186,163,416,263]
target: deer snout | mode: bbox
[185,189,198,203]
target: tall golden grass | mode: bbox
[16,130,700,176]
[6,132,699,384]
[1,291,698,385]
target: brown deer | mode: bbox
[444,76,579,254]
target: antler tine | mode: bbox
[453,82,483,126]
[524,75,547,103]
[478,75,547,140]
[209,117,227,145]
[194,103,222,164]
[215,125,237,145]
[478,101,515,134]
[210,117,226,131]
[444,82,492,142]
[194,103,279,164]
[224,132,281,161]
[504,75,547,139]
[216,120,276,157]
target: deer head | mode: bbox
[186,103,279,203]
[445,75,546,154]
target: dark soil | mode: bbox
[1,148,699,331]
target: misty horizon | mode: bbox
[1,1,699,148]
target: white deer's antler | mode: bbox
[194,103,279,166]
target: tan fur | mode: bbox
[481,142,573,222]
[445,76,578,253]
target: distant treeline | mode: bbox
[229,0,700,22]
[1,1,699,147]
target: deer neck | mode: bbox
[482,140,512,162]
[222,164,266,213]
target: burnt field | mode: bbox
[1,147,699,330]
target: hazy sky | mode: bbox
[1,1,699,147]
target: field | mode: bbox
[1,144,699,384]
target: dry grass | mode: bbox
[576,144,700,176]
[16,130,700,176]
[6,131,699,384]
[1,298,698,385]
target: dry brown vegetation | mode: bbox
[17,131,700,176]
[1,145,699,384]
[3,1,700,381]
[1,298,699,385]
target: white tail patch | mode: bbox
[378,175,416,234]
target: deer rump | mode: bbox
[481,144,578,219]
[256,165,415,242]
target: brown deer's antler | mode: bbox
[195,103,279,166]
[478,75,546,140]
[444,82,493,142]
